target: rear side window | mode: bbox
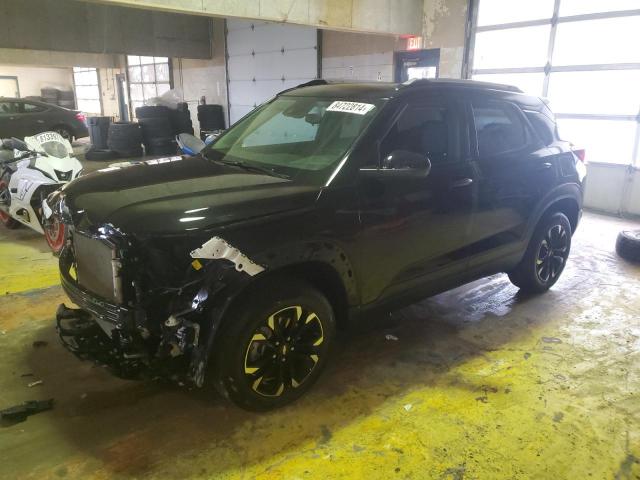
[472,101,528,156]
[524,110,557,145]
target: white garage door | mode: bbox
[226,19,318,125]
[469,0,640,167]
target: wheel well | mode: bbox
[237,262,350,329]
[544,197,580,233]
[52,124,73,139]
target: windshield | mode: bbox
[40,140,69,158]
[203,95,385,184]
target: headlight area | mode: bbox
[56,238,253,386]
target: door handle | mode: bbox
[450,178,474,188]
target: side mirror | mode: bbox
[360,150,432,178]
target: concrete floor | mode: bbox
[0,211,639,479]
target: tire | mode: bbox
[139,117,173,140]
[0,175,20,229]
[44,216,66,254]
[211,278,336,411]
[107,122,142,155]
[197,104,225,130]
[508,212,572,293]
[169,109,193,135]
[616,230,640,263]
[85,148,119,161]
[135,105,171,119]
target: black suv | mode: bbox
[50,79,586,410]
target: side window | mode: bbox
[0,102,17,115]
[380,102,457,165]
[524,110,556,146]
[22,103,46,113]
[472,101,528,157]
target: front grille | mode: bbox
[54,169,72,181]
[74,233,121,304]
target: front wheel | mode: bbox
[211,279,336,411]
[508,212,572,293]
[0,176,20,229]
[44,216,66,254]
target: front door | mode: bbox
[357,92,476,305]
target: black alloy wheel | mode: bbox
[535,223,570,284]
[508,212,572,293]
[212,278,335,411]
[243,305,325,397]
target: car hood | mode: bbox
[61,155,320,234]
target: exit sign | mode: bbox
[406,37,423,50]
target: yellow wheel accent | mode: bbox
[243,305,325,398]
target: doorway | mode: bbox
[394,49,440,83]
[0,76,19,98]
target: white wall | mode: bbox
[0,65,74,98]
[172,19,228,134]
[584,163,640,217]
[322,30,395,82]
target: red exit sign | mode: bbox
[406,36,423,50]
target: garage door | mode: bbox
[468,0,640,167]
[226,19,319,125]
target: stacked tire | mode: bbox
[135,106,177,156]
[107,122,143,158]
[616,230,640,263]
[198,104,225,136]
[170,103,194,136]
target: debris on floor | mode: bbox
[32,340,48,348]
[27,380,43,388]
[0,399,54,426]
[385,334,399,341]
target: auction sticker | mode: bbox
[326,101,375,115]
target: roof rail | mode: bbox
[277,79,328,96]
[402,78,523,93]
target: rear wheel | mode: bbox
[508,212,572,293]
[44,216,66,254]
[211,279,335,411]
[0,176,20,229]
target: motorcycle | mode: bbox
[0,131,83,253]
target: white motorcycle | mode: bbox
[0,131,83,253]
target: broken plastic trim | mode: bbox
[190,237,265,276]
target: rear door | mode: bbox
[17,102,50,137]
[466,95,556,266]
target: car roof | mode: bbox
[281,79,538,102]
[0,97,72,110]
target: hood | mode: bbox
[61,155,320,234]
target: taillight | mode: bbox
[572,148,586,162]
[75,112,86,123]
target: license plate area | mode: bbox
[74,233,121,303]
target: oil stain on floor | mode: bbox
[0,212,639,479]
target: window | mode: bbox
[73,67,102,115]
[380,103,456,165]
[469,0,640,165]
[0,102,17,114]
[243,111,319,147]
[127,56,171,116]
[473,102,528,156]
[22,103,46,113]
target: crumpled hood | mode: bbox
[60,155,320,234]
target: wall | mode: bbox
[0,0,212,59]
[172,19,227,134]
[421,0,468,78]
[584,163,640,217]
[85,0,423,36]
[0,65,73,97]
[322,30,395,82]
[0,48,118,69]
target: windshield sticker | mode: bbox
[326,101,375,115]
